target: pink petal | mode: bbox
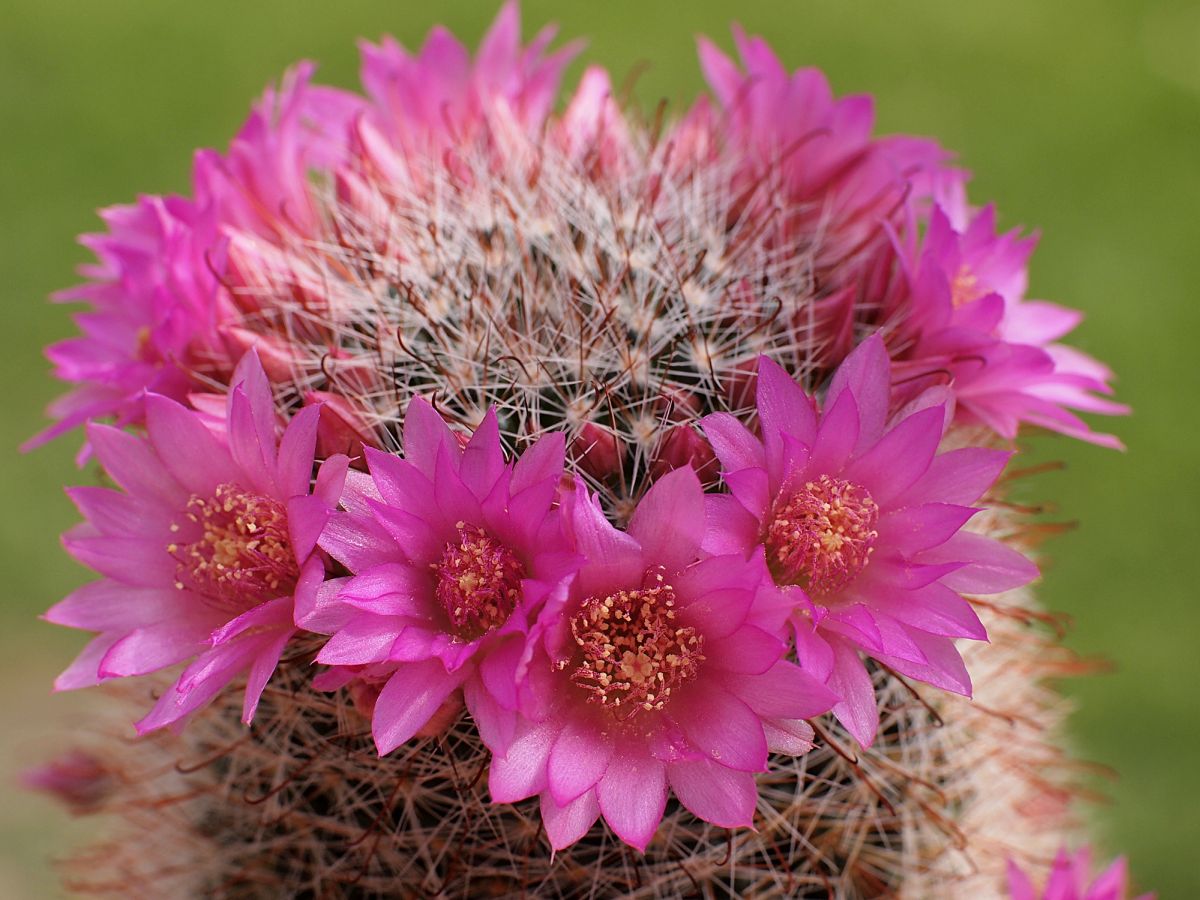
[64,535,177,587]
[67,486,169,537]
[827,637,879,747]
[433,441,483,523]
[98,623,210,677]
[566,480,643,597]
[320,509,402,572]
[479,636,523,710]
[756,356,818,448]
[705,625,785,675]
[596,750,667,851]
[922,531,1039,594]
[316,613,402,665]
[136,639,263,733]
[488,715,556,803]
[146,394,240,496]
[846,405,944,507]
[870,583,987,640]
[540,789,601,851]
[373,659,463,755]
[878,629,972,696]
[45,581,193,632]
[627,466,705,574]
[460,408,505,498]
[86,423,186,505]
[1005,860,1038,900]
[236,630,294,725]
[701,495,760,556]
[293,570,352,633]
[668,758,757,828]
[878,503,978,556]
[808,390,859,474]
[511,432,566,495]
[402,396,458,478]
[275,404,321,499]
[548,716,614,805]
[228,349,277,449]
[763,720,816,756]
[893,447,1010,508]
[54,634,120,691]
[225,385,279,495]
[673,682,767,772]
[736,660,837,720]
[723,466,771,520]
[825,334,891,450]
[670,557,753,639]
[700,412,765,475]
[463,677,516,756]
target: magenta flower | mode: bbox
[359,2,580,155]
[308,398,576,757]
[692,27,953,364]
[890,200,1128,448]
[487,468,836,852]
[46,352,347,731]
[701,337,1038,746]
[27,195,226,451]
[1007,849,1154,900]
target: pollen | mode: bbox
[950,264,982,309]
[568,571,704,720]
[169,483,297,610]
[434,522,525,641]
[765,474,880,596]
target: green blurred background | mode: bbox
[2,1,1196,896]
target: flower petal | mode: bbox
[825,334,891,449]
[673,682,767,772]
[668,757,757,829]
[596,749,667,851]
[373,659,463,755]
[627,466,705,574]
[548,716,614,805]
[541,789,601,851]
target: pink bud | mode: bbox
[650,424,718,481]
[570,422,624,480]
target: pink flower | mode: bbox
[46,352,347,732]
[701,337,1038,746]
[307,398,576,757]
[691,28,954,366]
[488,468,836,852]
[359,2,581,154]
[1007,848,1154,900]
[193,62,364,247]
[889,200,1128,448]
[27,195,226,451]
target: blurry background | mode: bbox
[2,1,1196,896]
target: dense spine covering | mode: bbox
[28,4,1149,898]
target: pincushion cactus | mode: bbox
[27,4,1150,897]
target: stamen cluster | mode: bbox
[568,576,703,719]
[170,483,297,607]
[766,474,880,594]
[434,522,525,640]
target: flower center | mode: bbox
[434,522,525,641]
[765,474,880,595]
[951,263,982,309]
[168,483,298,609]
[568,572,704,721]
